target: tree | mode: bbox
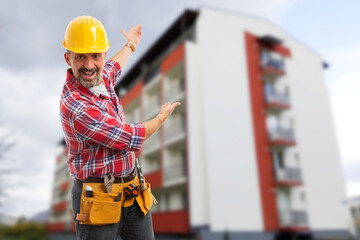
[0,121,16,218]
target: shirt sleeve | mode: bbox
[73,107,145,152]
[103,60,122,86]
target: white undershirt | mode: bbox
[91,82,110,97]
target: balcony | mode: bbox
[164,161,187,183]
[165,120,185,143]
[261,50,285,81]
[142,131,161,155]
[142,156,160,175]
[143,72,161,120]
[268,127,296,147]
[278,210,309,230]
[164,84,184,103]
[143,96,160,120]
[275,167,303,186]
[164,75,185,103]
[123,98,141,123]
[265,90,290,113]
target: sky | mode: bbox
[0,0,359,219]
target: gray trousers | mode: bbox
[71,180,155,240]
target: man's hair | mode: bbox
[66,50,71,56]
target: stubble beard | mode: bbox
[75,68,103,89]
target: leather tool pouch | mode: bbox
[135,181,153,216]
[76,183,122,225]
[76,175,153,225]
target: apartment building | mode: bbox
[48,8,350,240]
[345,196,360,238]
[48,141,76,240]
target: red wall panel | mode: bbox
[245,32,279,231]
[161,44,184,74]
[121,80,143,107]
[152,210,190,234]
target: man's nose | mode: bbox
[83,58,96,70]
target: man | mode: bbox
[60,16,180,240]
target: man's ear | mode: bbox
[64,52,71,67]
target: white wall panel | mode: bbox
[195,8,263,231]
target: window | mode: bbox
[264,82,275,103]
[266,115,279,134]
[165,192,170,211]
[181,150,187,176]
[294,153,300,166]
[290,118,294,128]
[260,50,271,69]
[351,207,357,219]
[144,65,160,84]
[300,192,306,204]
[182,190,188,209]
[180,76,185,91]
[277,151,285,169]
[285,86,290,96]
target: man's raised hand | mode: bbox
[157,102,181,124]
[121,24,142,47]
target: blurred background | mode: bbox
[0,0,359,239]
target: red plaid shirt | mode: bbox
[60,60,145,180]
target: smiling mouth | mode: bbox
[78,67,99,80]
[81,70,95,79]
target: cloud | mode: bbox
[0,0,112,71]
[0,66,64,217]
[0,0,301,72]
[0,67,64,142]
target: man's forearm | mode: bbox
[143,116,165,140]
[109,45,133,69]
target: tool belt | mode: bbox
[75,173,153,225]
[78,169,137,184]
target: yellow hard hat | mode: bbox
[62,16,110,53]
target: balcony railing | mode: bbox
[261,51,285,71]
[278,210,308,227]
[143,131,161,152]
[268,127,295,143]
[265,90,290,106]
[165,120,185,140]
[144,97,160,119]
[165,86,184,102]
[275,167,302,183]
[164,161,187,182]
[144,97,160,112]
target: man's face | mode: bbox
[64,51,106,88]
